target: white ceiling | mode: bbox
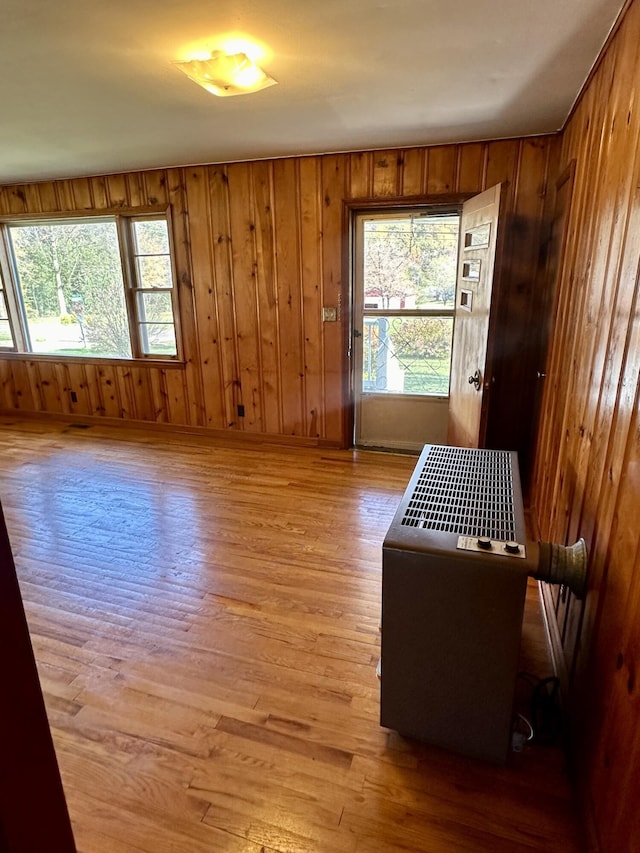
[0,0,625,185]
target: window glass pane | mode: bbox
[0,293,8,319]
[462,260,481,281]
[136,292,176,355]
[136,255,172,289]
[9,221,132,358]
[362,315,453,396]
[363,215,459,310]
[0,319,14,347]
[464,223,490,249]
[137,290,173,320]
[133,219,170,255]
[139,323,177,356]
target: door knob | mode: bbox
[468,370,482,391]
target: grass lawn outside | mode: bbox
[363,354,451,396]
[401,355,451,395]
[8,316,176,358]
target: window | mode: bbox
[0,267,15,349]
[0,213,179,360]
[359,211,459,396]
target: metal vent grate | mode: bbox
[401,445,516,539]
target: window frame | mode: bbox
[0,207,183,363]
[356,206,460,399]
[0,252,18,350]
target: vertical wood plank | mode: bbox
[115,365,135,421]
[273,158,304,435]
[24,184,44,213]
[126,173,146,208]
[485,140,519,196]
[0,361,16,409]
[67,362,92,416]
[372,150,401,197]
[164,368,189,426]
[34,362,62,412]
[251,160,282,435]
[348,151,373,199]
[8,361,37,411]
[400,147,427,197]
[82,364,103,416]
[0,187,12,215]
[69,178,94,211]
[53,363,72,415]
[97,364,122,418]
[89,177,109,210]
[426,145,457,194]
[320,154,347,444]
[457,143,486,194]
[149,368,170,422]
[36,183,61,213]
[129,366,155,421]
[143,171,169,207]
[167,167,204,427]
[55,181,75,212]
[208,165,240,429]
[227,162,263,431]
[185,167,226,429]
[299,157,325,438]
[105,174,129,208]
[5,186,30,215]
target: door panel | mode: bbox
[447,184,503,447]
[358,394,449,452]
[530,162,576,486]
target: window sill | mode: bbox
[0,351,186,369]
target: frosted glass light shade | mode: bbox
[175,52,277,97]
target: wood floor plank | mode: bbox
[0,417,583,852]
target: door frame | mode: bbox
[343,194,472,449]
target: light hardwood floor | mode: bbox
[0,418,582,852]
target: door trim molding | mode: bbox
[343,194,471,448]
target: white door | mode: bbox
[447,184,504,447]
[352,209,460,451]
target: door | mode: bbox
[352,209,460,451]
[447,184,504,447]
[530,163,576,619]
[0,502,76,852]
[530,161,576,482]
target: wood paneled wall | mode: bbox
[0,138,553,449]
[0,171,206,431]
[531,0,640,850]
[1,8,638,845]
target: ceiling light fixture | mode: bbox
[175,51,277,97]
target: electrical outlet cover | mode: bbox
[322,306,338,322]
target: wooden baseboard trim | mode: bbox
[0,408,343,450]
